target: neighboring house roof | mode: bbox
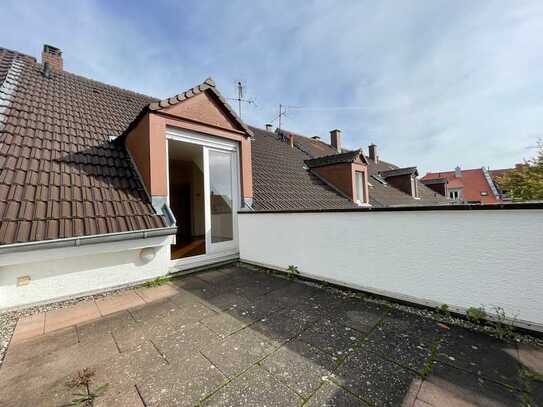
[422,168,500,204]
[280,128,447,207]
[249,126,356,211]
[0,46,167,245]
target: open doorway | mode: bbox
[168,140,205,259]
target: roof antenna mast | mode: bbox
[277,104,287,130]
[228,81,255,120]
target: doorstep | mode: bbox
[9,283,180,344]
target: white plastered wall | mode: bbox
[239,210,543,330]
[0,236,172,310]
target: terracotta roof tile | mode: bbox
[0,46,167,245]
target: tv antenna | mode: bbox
[227,81,255,120]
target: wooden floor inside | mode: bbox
[171,238,205,259]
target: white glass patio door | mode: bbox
[203,146,239,254]
[166,127,240,262]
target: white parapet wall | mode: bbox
[239,209,543,331]
[0,235,173,310]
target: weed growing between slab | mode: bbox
[418,338,442,379]
[286,265,301,279]
[64,368,109,406]
[143,276,171,288]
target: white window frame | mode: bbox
[354,171,366,205]
[165,126,241,267]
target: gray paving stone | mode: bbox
[201,309,255,337]
[203,365,303,406]
[92,341,168,393]
[152,322,221,357]
[331,298,389,333]
[300,319,363,358]
[94,384,144,407]
[251,306,319,344]
[201,292,253,312]
[306,381,368,406]
[76,310,137,343]
[364,325,436,372]
[4,326,77,366]
[202,328,276,377]
[137,351,227,406]
[437,326,521,388]
[0,368,78,407]
[262,339,338,398]
[0,334,120,407]
[334,346,420,406]
[418,362,524,407]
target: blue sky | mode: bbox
[2,0,542,174]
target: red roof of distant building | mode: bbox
[422,168,500,204]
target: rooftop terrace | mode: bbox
[0,264,541,406]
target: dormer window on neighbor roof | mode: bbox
[304,145,369,206]
[380,167,419,198]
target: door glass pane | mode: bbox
[209,150,234,243]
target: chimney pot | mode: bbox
[368,144,378,162]
[455,165,462,178]
[42,44,63,71]
[330,129,342,153]
[265,124,274,132]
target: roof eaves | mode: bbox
[304,149,363,168]
[380,166,419,178]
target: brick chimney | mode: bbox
[368,144,378,162]
[330,129,341,153]
[42,44,63,71]
[455,165,462,178]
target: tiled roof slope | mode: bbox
[249,126,356,211]
[281,128,448,208]
[0,47,166,245]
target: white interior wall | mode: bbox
[0,236,172,310]
[239,210,543,330]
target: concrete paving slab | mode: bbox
[203,365,303,406]
[334,346,420,406]
[262,339,338,398]
[331,299,389,333]
[364,324,437,372]
[136,283,179,303]
[518,343,543,376]
[10,312,45,343]
[417,362,524,407]
[202,328,276,377]
[300,319,364,358]
[4,326,77,367]
[137,351,227,406]
[44,301,101,333]
[76,310,137,344]
[152,321,221,357]
[437,326,521,388]
[95,291,145,315]
[305,381,368,406]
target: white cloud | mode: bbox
[1,0,542,173]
